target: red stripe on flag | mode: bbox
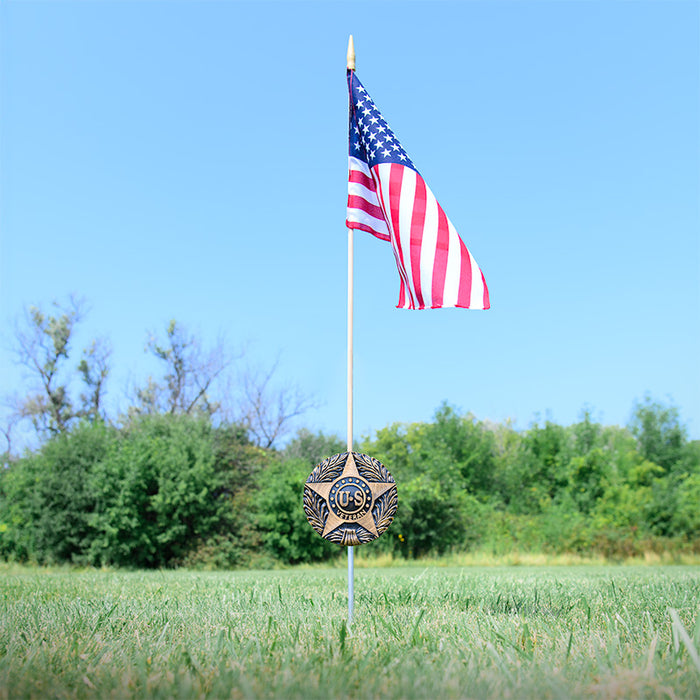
[481,271,490,309]
[398,279,406,308]
[431,204,450,308]
[348,169,375,191]
[346,219,391,242]
[377,164,413,309]
[388,164,416,309]
[410,175,427,309]
[347,195,385,222]
[456,238,474,308]
[387,164,403,235]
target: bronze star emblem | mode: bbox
[304,452,398,546]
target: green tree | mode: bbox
[629,395,687,471]
[377,475,486,558]
[89,415,228,567]
[561,412,610,514]
[10,298,111,440]
[0,420,116,563]
[567,448,609,514]
[255,458,338,565]
[421,404,497,497]
[240,362,318,449]
[501,419,572,514]
[133,320,316,449]
[193,423,271,567]
[133,320,230,418]
[671,472,700,538]
[360,405,497,557]
[282,429,346,469]
[362,422,416,482]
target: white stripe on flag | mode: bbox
[397,167,418,308]
[347,208,389,235]
[443,217,463,308]
[348,155,372,178]
[375,163,411,309]
[466,247,485,308]
[419,183,439,308]
[348,180,379,204]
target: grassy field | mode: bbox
[1,564,699,699]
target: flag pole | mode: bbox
[346,33,356,627]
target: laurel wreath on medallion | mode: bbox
[306,452,346,483]
[302,489,329,535]
[325,525,374,546]
[353,452,394,484]
[372,486,398,536]
[303,452,398,547]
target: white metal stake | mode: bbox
[348,543,354,624]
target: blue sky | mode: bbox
[1,0,698,447]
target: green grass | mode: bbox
[1,564,699,698]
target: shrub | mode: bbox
[0,421,116,564]
[255,458,339,565]
[89,415,227,567]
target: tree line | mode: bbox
[1,300,698,567]
[3,297,313,453]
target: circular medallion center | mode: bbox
[329,477,372,520]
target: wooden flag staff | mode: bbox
[346,34,356,625]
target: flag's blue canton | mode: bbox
[348,71,415,171]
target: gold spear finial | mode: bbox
[347,35,355,71]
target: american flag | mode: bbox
[346,70,490,310]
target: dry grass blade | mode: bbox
[669,608,700,675]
